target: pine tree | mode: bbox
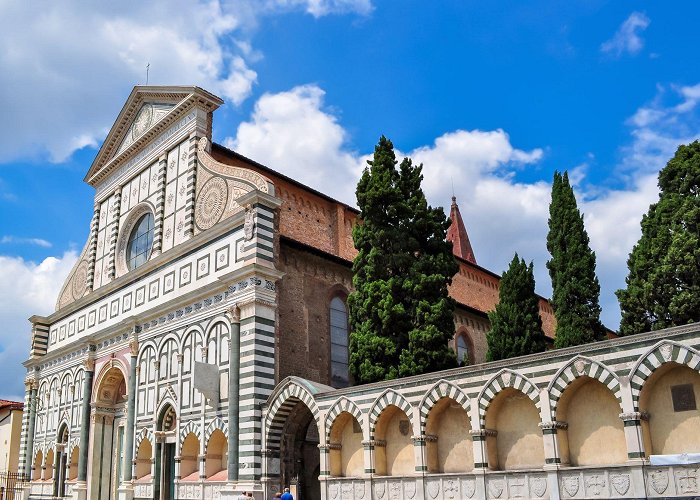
[617,141,700,334]
[486,254,547,361]
[348,136,458,383]
[547,171,604,348]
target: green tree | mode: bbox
[617,141,700,334]
[486,254,547,361]
[348,136,458,383]
[547,171,604,348]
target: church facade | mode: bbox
[18,86,700,500]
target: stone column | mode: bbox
[22,380,38,478]
[151,154,168,257]
[52,446,61,498]
[106,187,122,280]
[227,306,241,482]
[73,354,95,500]
[86,202,101,291]
[118,337,138,500]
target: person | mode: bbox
[247,494,253,498]
[280,487,293,500]
[237,492,248,500]
[273,494,282,499]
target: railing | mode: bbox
[0,472,28,500]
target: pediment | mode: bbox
[85,85,223,187]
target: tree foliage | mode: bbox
[486,254,547,361]
[617,141,700,334]
[348,136,458,383]
[546,171,605,347]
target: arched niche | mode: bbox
[180,433,200,480]
[556,377,626,466]
[68,447,79,480]
[485,388,543,470]
[425,397,472,473]
[639,363,700,456]
[205,429,228,479]
[32,450,43,481]
[135,439,153,480]
[44,449,54,481]
[374,405,414,476]
[328,411,363,477]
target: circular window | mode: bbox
[126,213,154,270]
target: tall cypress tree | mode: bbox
[486,254,547,361]
[617,141,700,334]
[348,136,458,384]
[547,171,604,348]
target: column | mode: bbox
[227,306,241,482]
[107,187,122,280]
[52,446,61,498]
[78,359,95,482]
[182,131,200,240]
[118,337,138,500]
[151,154,167,257]
[22,379,38,478]
[86,202,101,291]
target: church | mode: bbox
[19,86,700,500]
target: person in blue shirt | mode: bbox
[280,487,293,500]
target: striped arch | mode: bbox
[137,340,157,365]
[264,378,321,453]
[205,316,230,344]
[547,356,622,418]
[419,380,470,431]
[179,420,202,448]
[629,340,700,411]
[478,369,541,427]
[180,325,205,353]
[368,389,414,436]
[68,437,80,459]
[135,427,154,451]
[204,417,228,450]
[156,333,180,359]
[325,397,365,441]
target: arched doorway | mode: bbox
[90,364,127,500]
[53,423,69,497]
[154,404,177,500]
[278,401,320,500]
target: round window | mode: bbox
[126,213,154,270]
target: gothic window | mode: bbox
[330,296,350,388]
[457,334,469,366]
[126,212,154,270]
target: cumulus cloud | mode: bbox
[601,12,650,57]
[0,252,78,400]
[223,81,700,330]
[0,0,372,164]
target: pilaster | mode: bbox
[107,187,122,280]
[86,202,101,291]
[151,153,168,256]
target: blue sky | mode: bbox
[1,0,699,398]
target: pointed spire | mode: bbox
[447,196,476,264]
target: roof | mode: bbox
[447,196,476,264]
[0,400,24,412]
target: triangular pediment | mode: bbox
[85,85,223,186]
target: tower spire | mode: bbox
[447,196,476,264]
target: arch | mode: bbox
[180,325,205,352]
[137,340,157,365]
[115,200,156,277]
[179,432,200,479]
[135,427,155,452]
[548,356,622,418]
[419,380,470,431]
[68,445,79,480]
[204,429,228,479]
[156,334,180,359]
[264,377,321,453]
[324,397,365,442]
[478,369,540,427]
[424,397,473,473]
[205,417,229,449]
[44,448,55,481]
[32,449,43,481]
[93,359,128,405]
[485,387,544,470]
[373,404,414,476]
[328,411,363,477]
[204,316,230,345]
[629,340,700,410]
[455,328,474,366]
[368,389,414,435]
[179,420,201,448]
[555,377,626,466]
[156,400,177,430]
[135,438,153,480]
[56,420,70,443]
[329,295,350,388]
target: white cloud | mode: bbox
[223,82,700,331]
[0,252,78,400]
[601,12,650,57]
[0,0,372,164]
[1,236,53,248]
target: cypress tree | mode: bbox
[486,254,547,361]
[348,136,458,383]
[617,141,700,334]
[547,171,604,348]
